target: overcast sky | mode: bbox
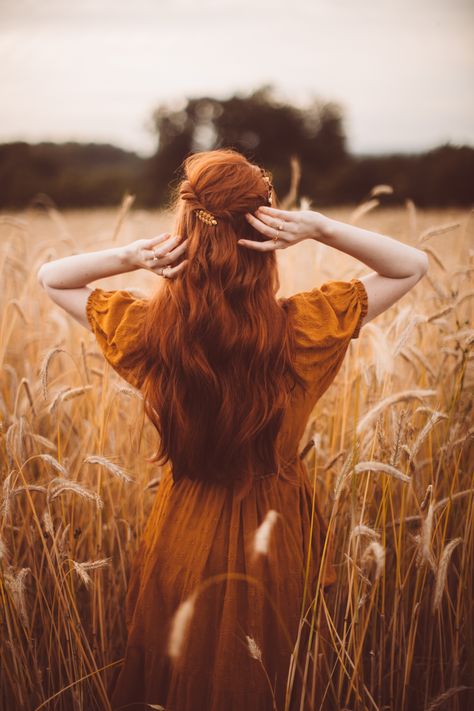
[0,0,473,156]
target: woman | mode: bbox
[37,148,428,711]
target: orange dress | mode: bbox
[86,278,368,711]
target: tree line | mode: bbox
[0,85,472,209]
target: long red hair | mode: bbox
[138,148,307,499]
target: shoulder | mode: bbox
[86,287,150,389]
[278,278,368,397]
[86,287,148,330]
[282,278,368,346]
[86,287,150,347]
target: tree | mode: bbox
[145,84,348,206]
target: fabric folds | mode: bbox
[86,287,148,389]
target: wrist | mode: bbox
[310,213,333,243]
[117,245,137,271]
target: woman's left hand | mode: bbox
[240,206,326,251]
[124,233,189,278]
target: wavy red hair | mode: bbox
[138,148,307,499]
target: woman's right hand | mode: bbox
[124,233,189,278]
[239,205,329,251]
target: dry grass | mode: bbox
[0,200,473,710]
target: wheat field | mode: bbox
[0,199,473,711]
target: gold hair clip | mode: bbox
[195,208,217,225]
[260,168,273,205]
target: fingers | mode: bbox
[150,234,179,256]
[248,209,295,234]
[152,259,189,278]
[159,238,188,265]
[254,205,295,220]
[143,236,186,266]
[245,212,284,241]
[237,238,279,252]
[146,232,173,247]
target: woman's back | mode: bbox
[86,274,369,710]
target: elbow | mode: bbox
[416,251,429,278]
[37,263,53,290]
[36,263,47,289]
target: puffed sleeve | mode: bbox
[86,287,149,390]
[286,278,368,396]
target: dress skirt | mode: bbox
[108,461,336,711]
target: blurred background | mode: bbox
[0,0,473,209]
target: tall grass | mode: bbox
[0,198,473,710]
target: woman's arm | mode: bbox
[242,206,429,332]
[316,216,427,278]
[37,245,136,290]
[37,233,188,329]
[37,245,135,329]
[315,215,429,328]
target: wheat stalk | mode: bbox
[349,199,379,223]
[0,535,10,561]
[356,389,437,435]
[350,525,381,541]
[252,510,280,556]
[167,593,196,660]
[420,484,433,512]
[5,423,17,467]
[246,634,263,662]
[42,509,55,537]
[48,385,92,413]
[393,316,426,357]
[37,454,70,478]
[1,470,16,518]
[83,455,135,483]
[369,184,394,197]
[425,686,469,711]
[71,557,111,589]
[425,272,449,299]
[432,538,463,613]
[405,345,437,378]
[4,567,31,624]
[416,502,436,573]
[426,305,453,322]
[418,222,460,243]
[48,477,103,509]
[39,348,68,399]
[422,246,447,271]
[26,433,56,451]
[114,384,144,400]
[361,541,385,582]
[353,461,411,483]
[111,192,135,242]
[13,377,35,418]
[409,410,447,462]
[8,298,28,323]
[58,523,71,557]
